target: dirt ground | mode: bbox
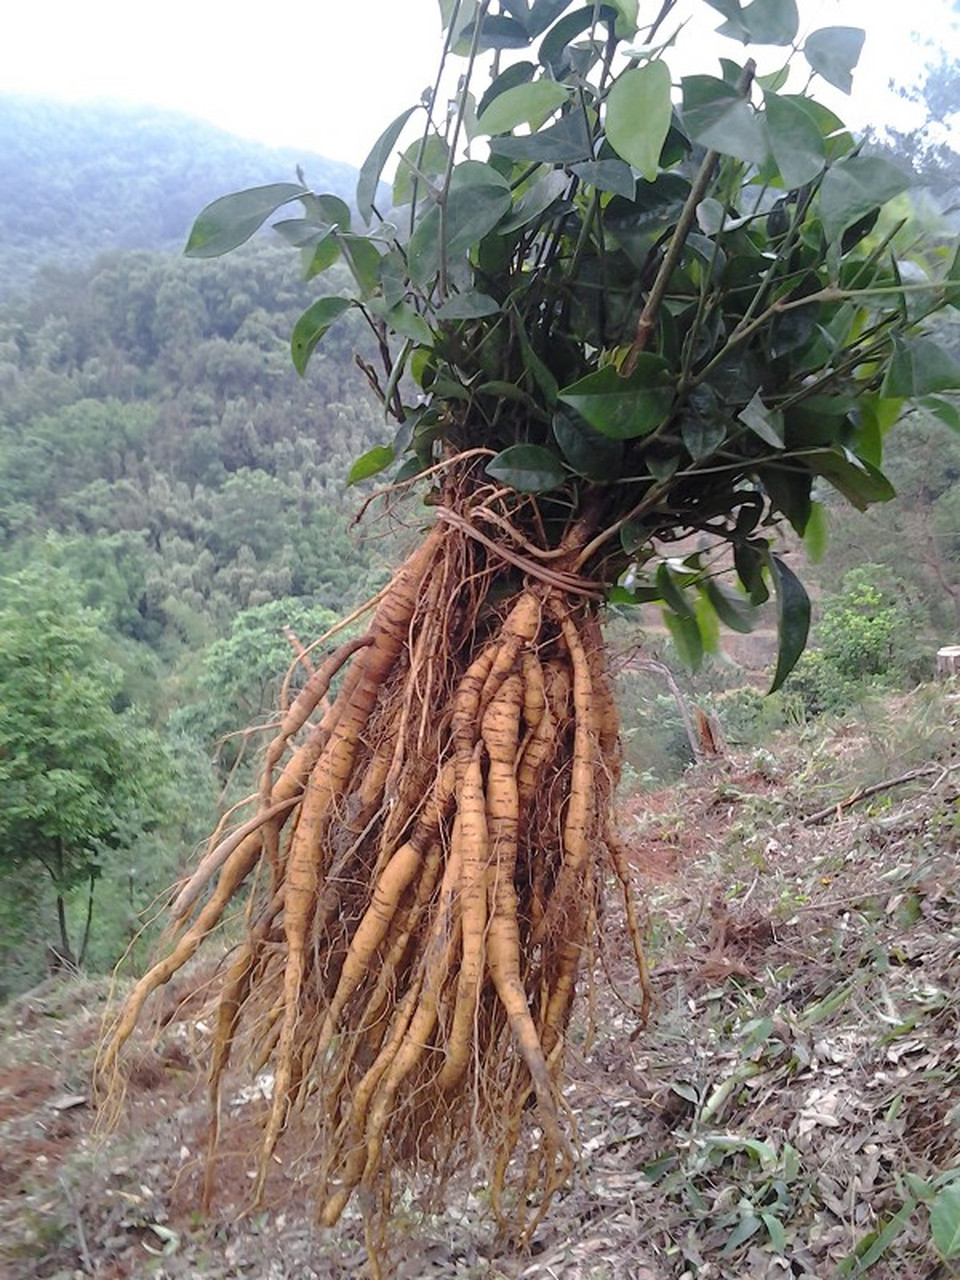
[1,691,957,1279]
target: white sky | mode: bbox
[0,0,956,165]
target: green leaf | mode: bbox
[527,0,572,36]
[347,445,395,486]
[718,0,799,46]
[804,26,865,94]
[680,386,727,460]
[882,334,960,397]
[302,234,341,280]
[930,1183,960,1258]
[477,61,535,119]
[607,0,639,37]
[515,317,559,405]
[735,539,770,605]
[486,444,566,493]
[339,234,383,298]
[921,394,960,433]
[491,112,594,163]
[408,167,512,283]
[768,554,810,692]
[434,291,502,319]
[571,159,636,198]
[945,240,960,309]
[552,407,624,481]
[290,297,352,375]
[539,6,602,72]
[558,358,674,439]
[764,91,825,187]
[819,155,909,244]
[802,499,828,563]
[357,106,419,223]
[392,134,450,206]
[383,301,434,346]
[682,76,769,164]
[273,218,332,248]
[461,13,531,50]
[499,170,569,233]
[302,193,351,231]
[476,79,569,135]
[739,391,784,448]
[721,1213,763,1255]
[663,607,703,672]
[185,183,307,257]
[762,1213,783,1254]
[839,1201,915,1273]
[657,562,695,618]
[703,580,756,633]
[605,62,673,182]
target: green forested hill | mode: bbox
[0,245,385,651]
[0,238,393,991]
[0,95,357,297]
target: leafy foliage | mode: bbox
[192,0,959,687]
[0,567,172,963]
[0,246,383,657]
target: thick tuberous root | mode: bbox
[98,498,652,1242]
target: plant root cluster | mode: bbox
[98,499,650,1241]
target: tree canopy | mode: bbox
[0,567,172,965]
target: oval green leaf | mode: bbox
[407,181,512,283]
[185,183,307,257]
[290,297,352,375]
[357,106,419,224]
[552,407,624,481]
[739,391,784,448]
[605,61,673,182]
[682,76,769,165]
[804,26,865,94]
[764,91,825,188]
[930,1184,960,1259]
[486,444,566,493]
[768,553,810,692]
[663,608,704,672]
[703,580,756,634]
[347,445,395,486]
[717,0,799,46]
[434,291,501,320]
[819,155,909,244]
[476,79,570,135]
[558,358,674,439]
[882,334,960,397]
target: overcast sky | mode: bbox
[1,0,956,165]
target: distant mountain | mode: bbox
[0,95,358,297]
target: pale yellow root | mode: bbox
[437,743,489,1091]
[532,608,597,945]
[313,838,423,1063]
[605,827,653,1026]
[253,533,442,1200]
[260,633,374,804]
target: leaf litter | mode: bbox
[0,686,957,1278]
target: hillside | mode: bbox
[1,689,957,1278]
[0,95,357,297]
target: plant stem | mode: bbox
[622,60,757,375]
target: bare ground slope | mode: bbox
[2,688,957,1279]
